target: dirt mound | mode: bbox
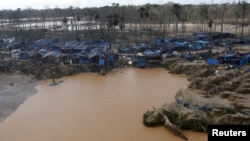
[166,62,207,76]
[0,59,93,79]
[156,61,250,131]
[216,113,250,124]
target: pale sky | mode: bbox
[0,0,241,10]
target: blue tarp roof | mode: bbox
[197,40,210,44]
[189,44,203,50]
[28,39,54,49]
[174,41,186,47]
[42,50,61,58]
[223,53,235,58]
[48,45,62,51]
[64,41,81,49]
[143,50,161,56]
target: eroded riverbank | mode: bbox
[144,60,250,136]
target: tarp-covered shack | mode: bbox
[207,58,219,65]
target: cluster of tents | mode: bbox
[1,38,118,67]
[117,32,250,68]
[1,31,250,71]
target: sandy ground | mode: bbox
[0,73,38,122]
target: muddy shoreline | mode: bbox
[143,59,250,138]
[0,73,37,122]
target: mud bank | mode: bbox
[144,59,250,139]
[0,73,37,122]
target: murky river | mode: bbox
[0,68,207,141]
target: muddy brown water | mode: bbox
[0,68,207,141]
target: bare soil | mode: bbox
[0,73,37,122]
[162,59,250,125]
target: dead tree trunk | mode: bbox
[143,108,188,141]
[158,110,188,141]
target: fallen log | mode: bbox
[158,110,188,140]
[143,110,163,127]
[143,107,188,140]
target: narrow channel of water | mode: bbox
[0,68,207,141]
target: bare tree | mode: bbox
[199,4,208,32]
[240,0,248,37]
[234,2,240,37]
[62,16,68,46]
[172,3,182,37]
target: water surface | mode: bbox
[0,68,207,141]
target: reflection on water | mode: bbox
[0,68,207,141]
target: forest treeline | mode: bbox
[0,1,249,43]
